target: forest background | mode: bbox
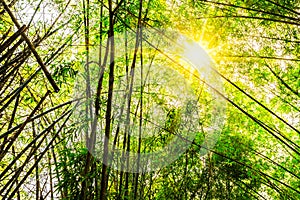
[0,0,300,199]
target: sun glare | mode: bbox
[172,37,215,83]
[182,39,212,69]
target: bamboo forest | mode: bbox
[0,0,300,199]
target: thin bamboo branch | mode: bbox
[200,0,300,22]
[196,15,300,26]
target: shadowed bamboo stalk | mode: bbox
[99,0,115,199]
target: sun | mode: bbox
[163,34,215,85]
